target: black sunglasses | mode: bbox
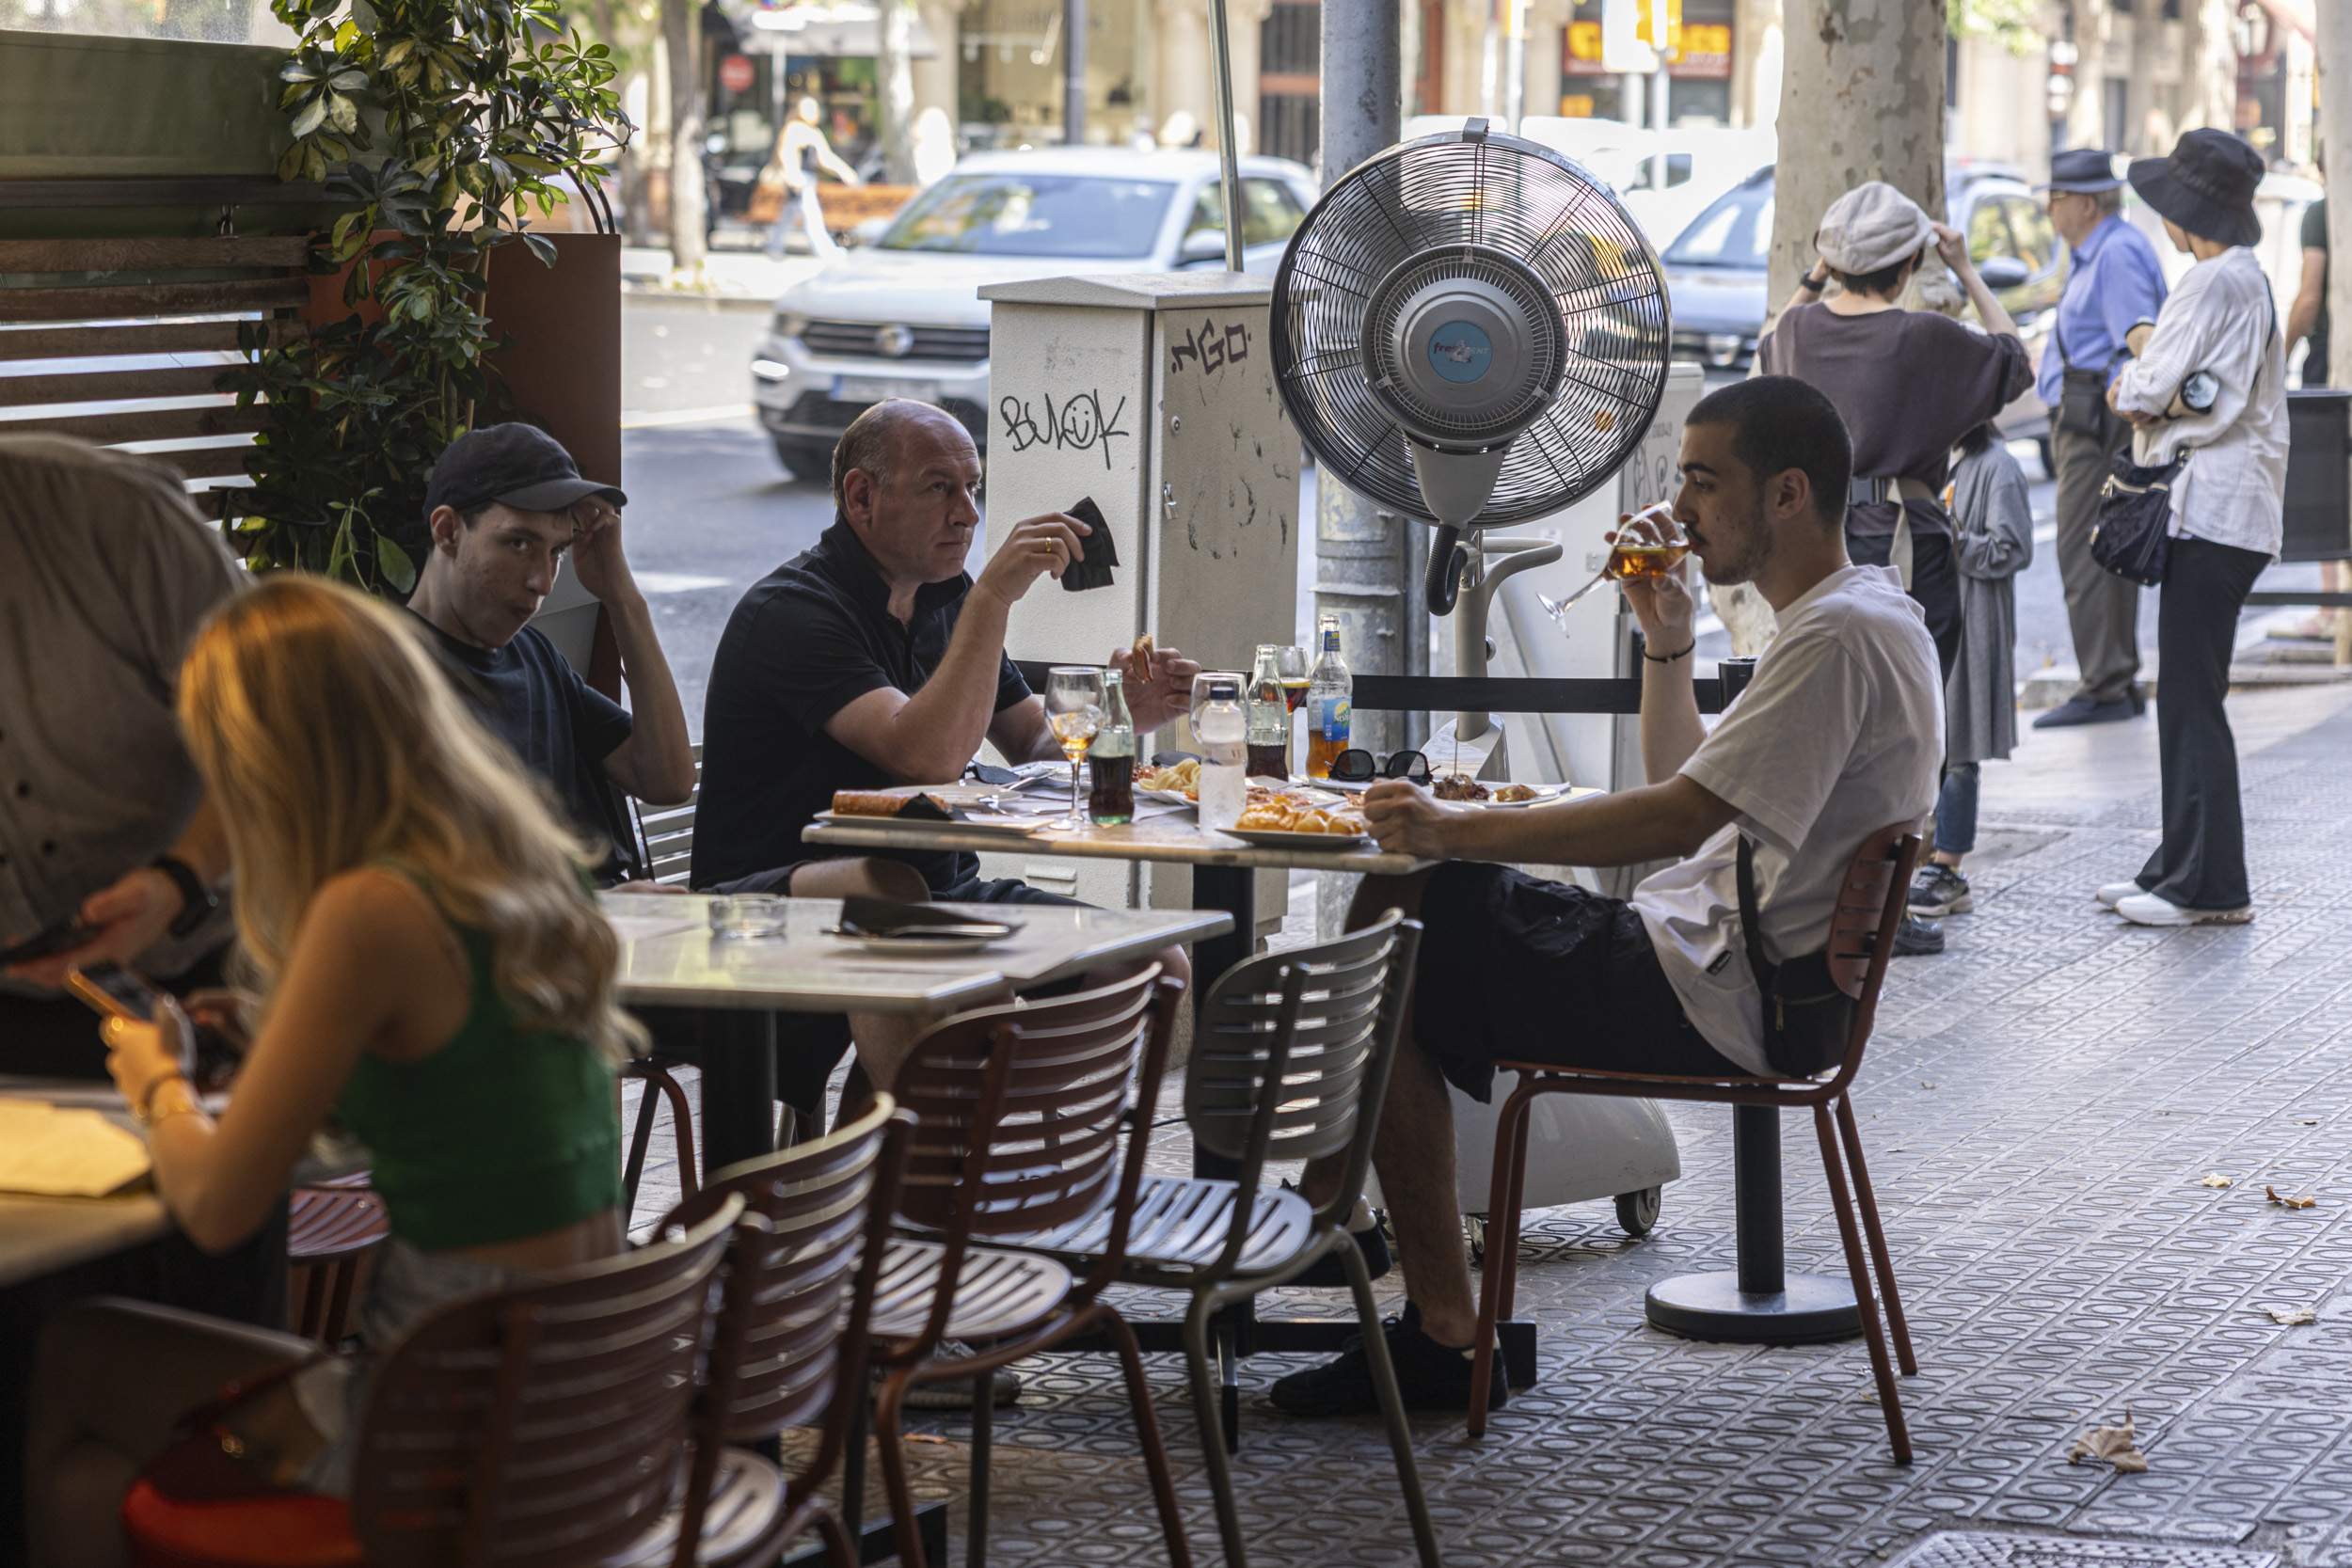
[1328,748,1432,785]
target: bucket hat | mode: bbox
[2127,129,2263,248]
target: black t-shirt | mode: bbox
[2303,198,2329,387]
[410,612,637,879]
[691,522,1032,893]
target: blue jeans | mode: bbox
[1934,762,1980,858]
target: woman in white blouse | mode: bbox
[2101,129,2287,927]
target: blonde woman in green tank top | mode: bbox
[27,576,643,1563]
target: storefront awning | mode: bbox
[732,2,941,59]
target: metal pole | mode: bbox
[1063,0,1088,145]
[1649,61,1668,187]
[1207,0,1246,268]
[1502,0,1525,133]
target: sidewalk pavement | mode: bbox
[628,678,2352,1567]
[620,242,822,304]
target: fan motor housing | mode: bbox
[1366,245,1565,452]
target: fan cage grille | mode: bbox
[1271,130,1672,528]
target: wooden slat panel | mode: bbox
[1,277,307,324]
[10,404,262,443]
[137,445,256,480]
[0,178,330,210]
[0,236,312,273]
[0,364,240,405]
[0,320,254,361]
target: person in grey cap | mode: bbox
[404,422,696,881]
[2034,147,2169,730]
[2094,128,2285,928]
[1758,179,2030,957]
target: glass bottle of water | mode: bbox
[1196,673,1248,831]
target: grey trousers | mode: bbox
[2051,405,2143,703]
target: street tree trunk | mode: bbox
[879,0,918,183]
[2324,0,2352,391]
[1765,0,1949,318]
[663,0,707,273]
[2064,0,2111,153]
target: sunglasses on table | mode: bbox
[1327,749,1432,785]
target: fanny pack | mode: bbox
[1737,835,1854,1079]
[2058,369,2111,440]
[2090,452,2180,587]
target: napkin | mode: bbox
[838,897,1012,938]
[0,1101,151,1196]
[1060,496,1119,593]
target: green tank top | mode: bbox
[333,872,622,1252]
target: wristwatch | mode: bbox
[151,854,217,940]
[1798,272,1827,293]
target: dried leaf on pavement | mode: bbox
[2069,1411,2149,1474]
[2199,1173,2234,1188]
[2266,1185,2318,1210]
[2263,1305,2318,1326]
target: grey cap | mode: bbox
[1814,181,1934,275]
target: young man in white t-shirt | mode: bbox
[1274,375,1943,1418]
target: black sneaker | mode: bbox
[1907,863,1973,917]
[1268,1302,1504,1418]
[1891,913,1946,956]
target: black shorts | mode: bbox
[1413,863,1737,1101]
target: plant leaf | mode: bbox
[374,533,418,594]
[291,94,329,139]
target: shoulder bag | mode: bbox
[1737,836,1853,1079]
[2092,294,2277,588]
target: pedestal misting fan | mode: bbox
[1276,119,1684,1262]
[1271,117,1672,617]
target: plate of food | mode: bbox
[1222,799,1375,849]
[817,791,1042,838]
[1485,783,1569,808]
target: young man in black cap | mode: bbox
[405,422,695,880]
[2033,147,2169,732]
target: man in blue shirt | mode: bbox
[2034,148,2169,728]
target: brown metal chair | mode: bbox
[1022,913,1436,1568]
[660,1098,914,1568]
[1468,825,1925,1462]
[618,743,707,1227]
[286,1180,389,1346]
[346,1194,747,1567]
[866,966,1193,1568]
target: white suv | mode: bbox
[752,147,1319,478]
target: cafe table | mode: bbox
[603,892,1232,1177]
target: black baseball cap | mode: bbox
[423,422,628,520]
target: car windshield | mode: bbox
[1664,180,1773,269]
[876,173,1177,259]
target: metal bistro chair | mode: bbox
[1468,825,1924,1462]
[123,1196,751,1568]
[864,967,1193,1568]
[1026,912,1437,1568]
[661,1099,914,1568]
[286,1180,389,1346]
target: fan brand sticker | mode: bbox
[1427,321,1493,384]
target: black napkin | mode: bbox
[1060,496,1119,593]
[838,896,1012,938]
[896,793,953,821]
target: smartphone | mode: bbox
[65,960,165,1022]
[0,918,92,969]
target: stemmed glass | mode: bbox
[1540,503,1691,624]
[1276,645,1310,780]
[1044,666,1105,832]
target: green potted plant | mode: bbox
[224,0,630,594]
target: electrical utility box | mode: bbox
[973,272,1302,935]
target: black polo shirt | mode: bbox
[691,522,1032,892]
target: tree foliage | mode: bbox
[222,0,631,594]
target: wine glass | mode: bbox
[1277,644,1310,712]
[1540,502,1690,624]
[1045,666,1105,832]
[1189,669,1245,733]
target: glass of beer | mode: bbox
[1540,502,1689,623]
[1045,666,1104,832]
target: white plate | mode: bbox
[1137,787,1198,807]
[1224,828,1375,850]
[814,810,1041,839]
[1481,784,1572,809]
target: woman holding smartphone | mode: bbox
[26,575,637,1566]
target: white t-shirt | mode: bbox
[1632,565,1942,1076]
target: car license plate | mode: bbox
[834,375,941,404]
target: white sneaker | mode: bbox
[2094,880,2143,909]
[2113,892,2254,927]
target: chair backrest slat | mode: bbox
[349,1195,745,1568]
[1824,825,1922,1090]
[894,974,1165,1238]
